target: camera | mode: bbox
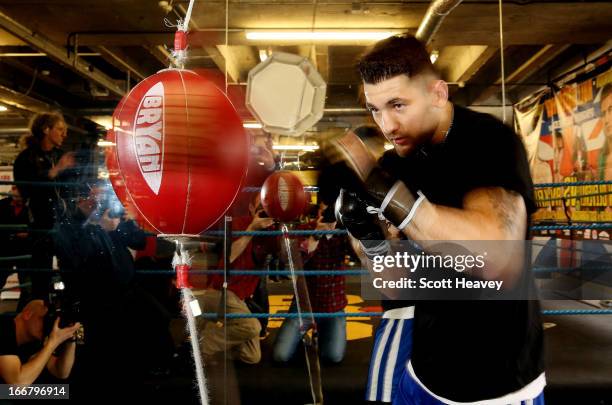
[44,275,84,343]
[97,186,125,219]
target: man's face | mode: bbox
[363,74,439,157]
[10,186,21,202]
[78,187,101,217]
[602,94,612,139]
[45,120,67,148]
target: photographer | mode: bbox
[52,182,173,396]
[53,182,146,302]
[0,300,79,384]
[272,204,350,364]
[197,194,274,364]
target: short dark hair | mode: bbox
[602,83,612,103]
[357,34,439,84]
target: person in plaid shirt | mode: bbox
[272,205,350,363]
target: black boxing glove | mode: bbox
[362,166,426,231]
[335,188,389,260]
[323,130,426,231]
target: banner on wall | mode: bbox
[514,52,612,224]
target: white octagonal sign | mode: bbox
[246,52,326,136]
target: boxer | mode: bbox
[329,34,545,404]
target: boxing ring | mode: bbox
[1,179,612,404]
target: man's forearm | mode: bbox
[404,188,527,242]
[14,342,57,384]
[229,236,253,263]
[50,342,76,379]
[404,198,527,284]
[405,202,501,241]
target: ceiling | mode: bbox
[0,0,609,164]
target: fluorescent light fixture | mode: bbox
[0,53,46,57]
[273,145,319,151]
[246,31,396,41]
[0,52,99,57]
[430,50,439,64]
[0,106,7,112]
[243,122,263,129]
[88,115,112,130]
[258,49,269,62]
[97,140,115,147]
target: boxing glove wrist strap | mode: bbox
[365,180,402,220]
[360,239,390,261]
[376,181,401,220]
[367,176,426,229]
[397,191,426,230]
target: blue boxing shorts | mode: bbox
[393,361,546,405]
[366,306,415,403]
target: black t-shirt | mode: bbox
[0,317,42,376]
[379,105,544,401]
[53,213,145,308]
[13,145,65,229]
[0,317,19,358]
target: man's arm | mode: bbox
[407,187,527,241]
[406,187,528,284]
[46,341,76,379]
[48,153,75,180]
[229,213,274,263]
[0,344,55,385]
[323,132,529,284]
[0,319,80,384]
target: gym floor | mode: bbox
[4,280,608,405]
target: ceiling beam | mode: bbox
[145,44,175,68]
[437,46,496,84]
[0,10,124,97]
[204,45,241,83]
[94,46,150,81]
[504,44,570,92]
[293,44,329,83]
[0,82,54,113]
[315,45,329,83]
[471,45,569,104]
[0,82,110,132]
[65,1,612,47]
[231,45,259,82]
[0,28,24,45]
[0,57,68,90]
[455,47,498,84]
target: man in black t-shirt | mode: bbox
[328,34,545,404]
[13,113,75,309]
[0,300,79,384]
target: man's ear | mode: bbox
[431,80,449,108]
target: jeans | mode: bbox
[273,310,346,364]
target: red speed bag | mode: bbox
[260,171,307,222]
[111,69,249,234]
[105,127,129,209]
[106,126,153,229]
